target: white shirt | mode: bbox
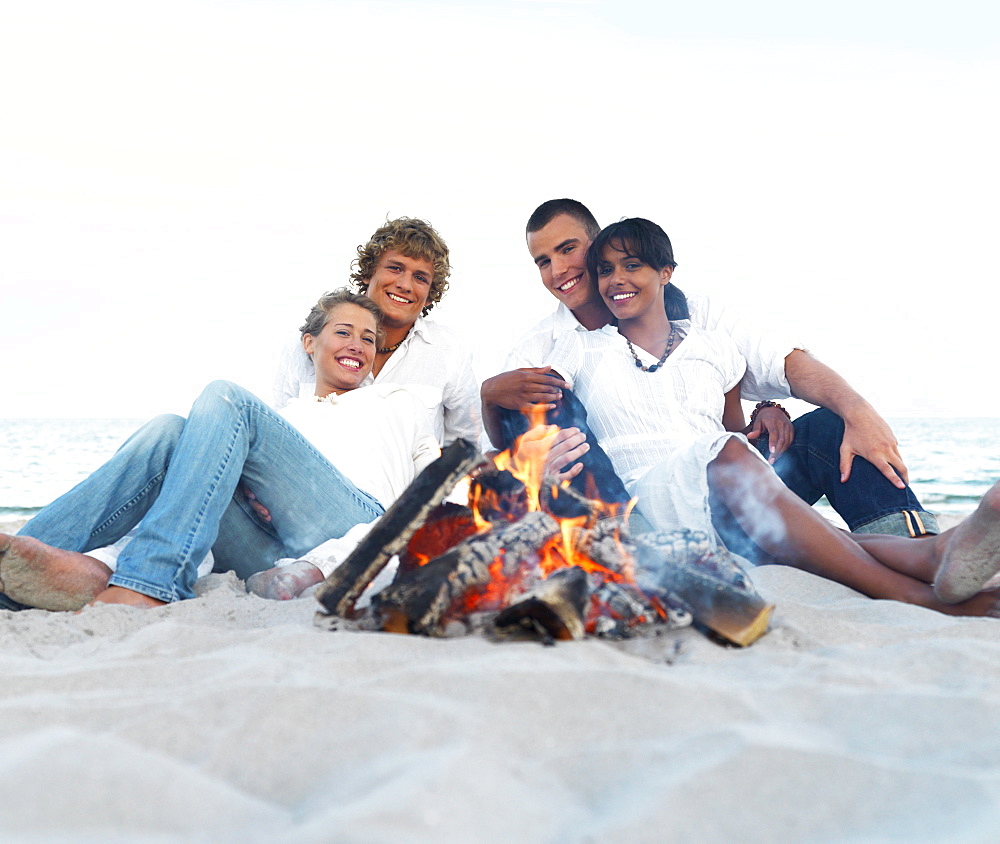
[549,324,763,539]
[505,295,799,402]
[549,323,747,490]
[280,383,441,510]
[273,315,481,446]
[279,383,442,578]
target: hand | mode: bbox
[505,422,565,499]
[240,483,271,523]
[481,367,569,411]
[840,408,909,488]
[543,427,589,483]
[246,560,324,600]
[745,406,795,464]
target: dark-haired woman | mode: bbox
[544,218,1000,616]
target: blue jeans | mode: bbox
[497,388,631,504]
[763,407,934,532]
[709,407,937,563]
[16,381,384,602]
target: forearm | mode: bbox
[481,395,506,450]
[784,350,873,420]
[784,349,908,484]
[480,369,560,450]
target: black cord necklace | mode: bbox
[626,326,677,373]
[377,327,411,355]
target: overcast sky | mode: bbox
[2,0,998,419]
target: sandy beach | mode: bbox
[2,516,1000,841]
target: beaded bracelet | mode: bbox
[749,400,791,427]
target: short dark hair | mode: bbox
[525,199,601,240]
[586,218,689,320]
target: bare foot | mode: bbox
[246,561,324,600]
[88,586,167,608]
[0,533,112,611]
[906,581,1000,618]
[933,483,1000,603]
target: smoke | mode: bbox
[708,445,790,564]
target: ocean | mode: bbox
[2,417,1000,532]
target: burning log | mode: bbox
[539,478,606,525]
[588,579,692,638]
[315,438,484,618]
[397,502,479,577]
[629,530,774,647]
[469,465,528,525]
[313,422,775,648]
[494,566,589,642]
[372,511,560,635]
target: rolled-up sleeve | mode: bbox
[687,294,802,401]
[442,345,483,446]
[547,332,583,390]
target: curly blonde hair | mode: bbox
[350,217,451,316]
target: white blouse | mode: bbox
[280,383,441,510]
[505,293,796,402]
[548,322,747,490]
[273,316,481,446]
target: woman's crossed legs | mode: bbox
[708,438,1000,616]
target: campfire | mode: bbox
[314,417,774,647]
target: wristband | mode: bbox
[749,400,791,427]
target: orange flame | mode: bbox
[434,406,659,631]
[491,404,558,513]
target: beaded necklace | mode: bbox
[377,326,411,355]
[625,326,677,373]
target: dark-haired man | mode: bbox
[481,198,937,539]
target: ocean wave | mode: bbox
[0,507,41,518]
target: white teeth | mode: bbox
[611,292,636,301]
[558,277,580,292]
[387,293,410,304]
[338,358,361,369]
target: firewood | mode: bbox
[468,465,528,525]
[315,438,484,618]
[372,511,560,635]
[588,578,692,637]
[629,530,774,647]
[397,502,478,576]
[494,566,589,641]
[539,478,600,524]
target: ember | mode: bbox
[315,421,774,647]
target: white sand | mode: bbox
[3,530,1000,841]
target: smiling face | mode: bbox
[526,213,598,312]
[302,303,378,395]
[364,249,434,330]
[596,241,673,323]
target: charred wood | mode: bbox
[494,566,589,642]
[539,479,602,524]
[468,465,528,524]
[315,438,483,618]
[372,511,560,635]
[630,530,774,647]
[397,502,478,577]
[588,579,691,638]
